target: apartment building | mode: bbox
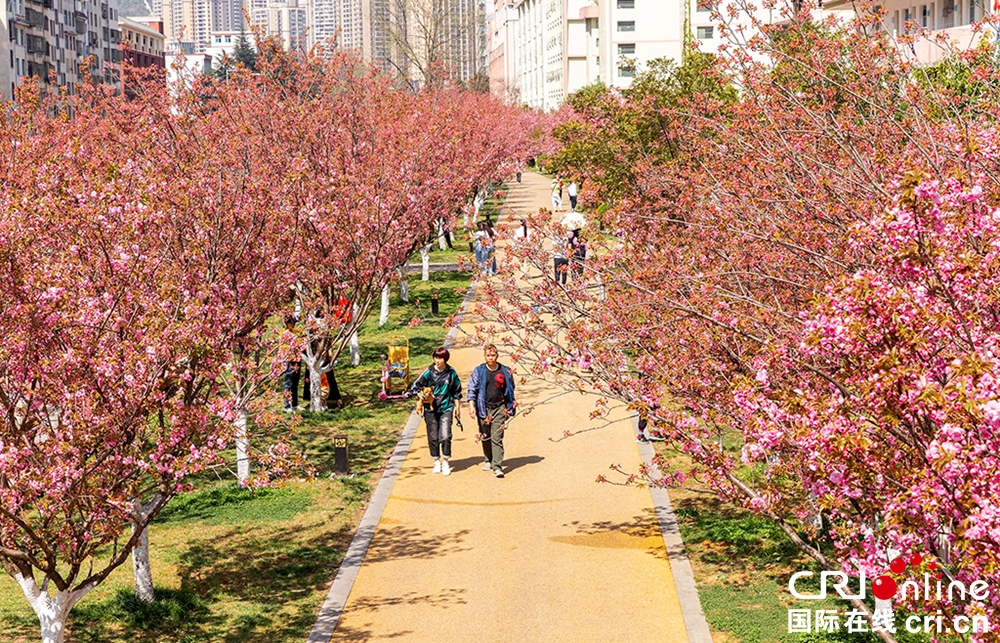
[363,0,487,84]
[493,0,684,108]
[121,15,166,68]
[154,0,241,53]
[598,0,683,88]
[3,0,121,101]
[307,0,363,53]
[840,0,986,62]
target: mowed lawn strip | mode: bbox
[656,445,930,643]
[0,270,471,643]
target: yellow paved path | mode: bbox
[325,172,693,643]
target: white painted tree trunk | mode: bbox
[420,245,430,281]
[473,187,486,220]
[130,497,156,602]
[131,525,154,603]
[349,304,360,366]
[234,406,250,485]
[379,284,390,326]
[398,267,409,302]
[16,573,88,643]
[349,331,360,366]
[307,358,325,412]
[437,221,447,250]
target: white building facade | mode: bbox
[598,0,684,88]
[498,0,688,109]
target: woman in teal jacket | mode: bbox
[409,346,463,476]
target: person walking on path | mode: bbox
[550,178,563,212]
[409,347,464,475]
[467,344,517,478]
[570,230,586,280]
[567,181,578,211]
[553,231,570,286]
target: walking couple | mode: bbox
[409,344,516,478]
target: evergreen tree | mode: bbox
[232,30,258,71]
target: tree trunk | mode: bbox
[399,267,409,302]
[307,358,325,412]
[379,284,390,326]
[421,245,430,281]
[473,187,486,220]
[349,304,360,366]
[437,221,447,250]
[131,525,154,603]
[130,498,155,602]
[234,406,250,485]
[15,572,88,643]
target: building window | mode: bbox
[617,0,635,7]
[617,21,635,31]
[696,26,714,38]
[921,4,928,26]
[697,0,715,11]
[618,66,636,77]
[618,43,635,54]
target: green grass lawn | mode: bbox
[0,271,472,643]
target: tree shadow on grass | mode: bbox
[176,521,354,604]
[672,495,806,583]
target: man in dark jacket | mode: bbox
[466,344,516,478]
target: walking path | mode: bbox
[308,171,710,643]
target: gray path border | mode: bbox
[635,419,714,643]
[305,281,478,643]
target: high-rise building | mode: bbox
[493,0,688,109]
[303,0,484,83]
[3,0,122,101]
[598,0,683,89]
[308,0,363,53]
[156,0,242,52]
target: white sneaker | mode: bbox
[433,460,442,474]
[493,468,505,478]
[482,461,492,471]
[441,460,451,476]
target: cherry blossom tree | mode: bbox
[0,84,242,641]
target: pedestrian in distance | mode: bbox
[513,219,532,279]
[567,181,578,211]
[467,344,517,478]
[551,179,562,212]
[408,347,464,476]
[282,316,300,412]
[570,230,586,280]
[553,231,570,286]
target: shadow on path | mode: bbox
[554,509,669,561]
[363,525,472,564]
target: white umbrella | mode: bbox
[560,211,587,230]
